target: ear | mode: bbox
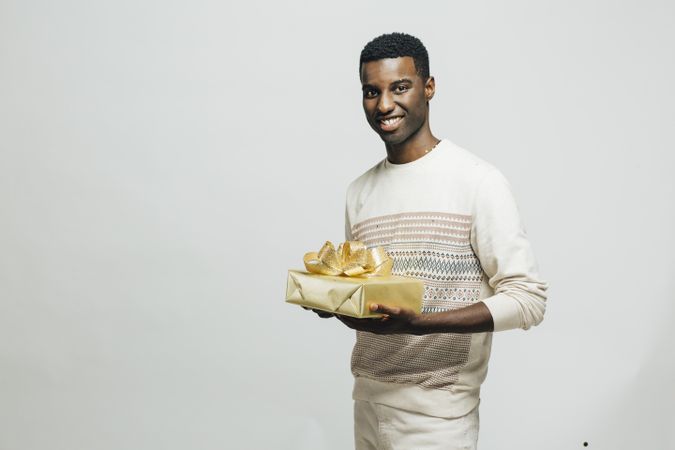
[424,76,436,102]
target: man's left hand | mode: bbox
[335,303,422,335]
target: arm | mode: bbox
[470,168,549,331]
[336,168,548,334]
[336,302,493,335]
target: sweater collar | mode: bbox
[383,138,449,171]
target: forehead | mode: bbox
[360,56,420,85]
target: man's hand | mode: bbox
[301,306,334,319]
[335,303,421,335]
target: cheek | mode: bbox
[400,106,420,124]
[362,102,376,117]
[406,98,427,121]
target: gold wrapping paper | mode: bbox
[303,240,393,277]
[286,269,425,318]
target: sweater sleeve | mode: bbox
[345,202,354,241]
[470,168,549,331]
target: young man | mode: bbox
[310,32,549,450]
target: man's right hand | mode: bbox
[301,306,334,318]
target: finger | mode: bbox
[335,315,356,329]
[337,315,390,333]
[337,315,372,330]
[336,315,357,325]
[369,303,401,316]
[311,308,334,318]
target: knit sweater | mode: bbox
[344,138,549,418]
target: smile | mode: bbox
[379,116,403,131]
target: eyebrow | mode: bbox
[362,78,415,90]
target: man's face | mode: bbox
[360,56,434,145]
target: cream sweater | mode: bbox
[345,138,549,418]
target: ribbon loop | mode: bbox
[303,240,392,277]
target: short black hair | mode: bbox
[359,32,430,80]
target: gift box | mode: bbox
[286,270,424,318]
[285,241,424,318]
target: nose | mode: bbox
[377,90,395,115]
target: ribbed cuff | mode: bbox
[482,294,522,332]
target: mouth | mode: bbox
[378,116,403,132]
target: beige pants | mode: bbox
[354,399,480,450]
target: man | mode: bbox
[309,32,549,450]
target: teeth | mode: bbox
[381,117,402,126]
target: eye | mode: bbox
[395,85,409,93]
[363,89,378,99]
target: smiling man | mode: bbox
[310,32,549,450]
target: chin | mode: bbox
[378,131,408,145]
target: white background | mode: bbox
[1,1,673,449]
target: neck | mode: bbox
[385,123,439,165]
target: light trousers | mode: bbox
[354,399,480,450]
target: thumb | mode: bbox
[370,303,401,315]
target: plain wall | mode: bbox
[1,1,673,449]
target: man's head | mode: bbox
[359,32,430,81]
[359,32,435,146]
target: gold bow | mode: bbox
[303,240,393,277]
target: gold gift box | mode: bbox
[286,269,425,318]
